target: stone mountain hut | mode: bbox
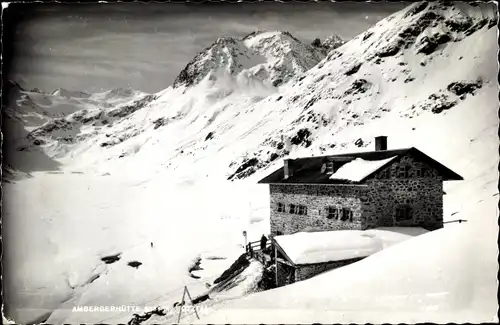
[258,136,463,235]
[258,136,463,286]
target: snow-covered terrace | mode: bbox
[273,227,429,265]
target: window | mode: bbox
[395,205,413,221]
[378,169,389,179]
[327,206,339,219]
[397,164,411,178]
[341,208,353,222]
[327,206,353,221]
[290,204,307,215]
[416,167,429,177]
[326,162,334,174]
[277,202,285,212]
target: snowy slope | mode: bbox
[10,2,495,182]
[2,1,498,324]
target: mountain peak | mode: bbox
[322,34,346,50]
[173,30,326,89]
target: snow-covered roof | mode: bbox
[273,227,428,265]
[258,147,463,185]
[329,156,397,182]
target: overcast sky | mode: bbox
[8,2,409,94]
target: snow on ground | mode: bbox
[329,156,398,182]
[274,227,428,265]
[2,172,269,324]
[193,195,498,324]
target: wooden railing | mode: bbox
[246,240,270,252]
[246,239,272,265]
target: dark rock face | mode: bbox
[403,2,429,18]
[290,128,312,147]
[445,17,473,32]
[378,10,446,58]
[28,119,72,139]
[362,31,374,41]
[465,19,488,36]
[152,117,168,130]
[80,112,104,124]
[432,102,456,114]
[101,253,121,264]
[447,80,483,97]
[174,68,193,88]
[345,63,362,76]
[127,261,142,269]
[354,138,364,147]
[270,153,279,161]
[404,76,416,83]
[488,17,497,28]
[304,97,319,110]
[205,131,215,141]
[344,79,371,96]
[227,157,261,180]
[272,79,283,87]
[417,33,452,55]
[107,94,156,119]
[377,39,406,58]
[311,38,322,47]
[173,38,239,89]
[425,93,457,114]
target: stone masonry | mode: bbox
[365,154,444,230]
[269,153,444,235]
[270,183,367,235]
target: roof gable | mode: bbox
[258,147,463,185]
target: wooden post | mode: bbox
[274,246,278,287]
[184,286,200,320]
[176,286,187,323]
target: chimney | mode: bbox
[375,136,387,151]
[284,159,294,179]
